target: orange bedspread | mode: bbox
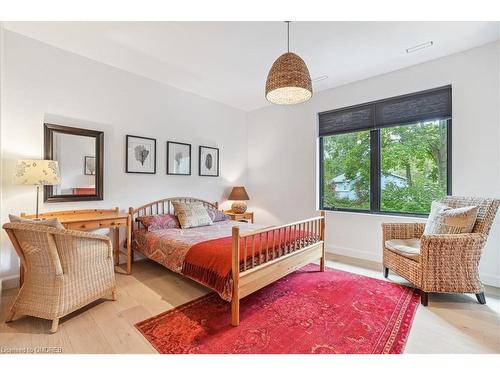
[181,229,314,300]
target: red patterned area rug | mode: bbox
[135,264,420,354]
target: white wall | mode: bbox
[0,24,4,294]
[0,31,248,284]
[247,42,500,286]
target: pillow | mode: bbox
[424,201,478,235]
[171,201,213,229]
[9,214,65,229]
[206,208,230,222]
[136,214,180,231]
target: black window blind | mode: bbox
[319,85,451,136]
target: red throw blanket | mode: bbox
[181,228,314,299]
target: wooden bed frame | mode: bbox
[129,197,325,326]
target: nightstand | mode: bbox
[224,211,254,223]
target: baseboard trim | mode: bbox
[326,244,500,288]
[326,244,381,263]
[2,247,498,290]
[1,274,19,291]
[480,272,500,288]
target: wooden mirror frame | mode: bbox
[44,123,104,202]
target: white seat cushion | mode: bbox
[88,228,110,236]
[385,238,421,261]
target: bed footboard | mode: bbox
[231,211,325,326]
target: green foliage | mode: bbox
[322,120,448,214]
[322,131,370,210]
[381,182,445,214]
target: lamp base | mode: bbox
[231,201,247,214]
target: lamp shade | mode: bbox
[228,186,250,201]
[265,52,312,105]
[13,160,60,185]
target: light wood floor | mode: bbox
[1,256,499,354]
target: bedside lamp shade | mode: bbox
[228,186,250,214]
[14,160,60,185]
[228,186,250,201]
[13,160,60,218]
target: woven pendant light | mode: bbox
[265,21,312,105]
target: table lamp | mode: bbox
[13,160,60,218]
[228,186,250,214]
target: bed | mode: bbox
[129,197,325,326]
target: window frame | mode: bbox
[319,119,452,218]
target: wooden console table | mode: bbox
[20,208,132,282]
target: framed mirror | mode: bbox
[44,123,104,202]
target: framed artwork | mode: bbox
[199,145,219,177]
[167,141,191,175]
[126,135,156,174]
[84,156,96,175]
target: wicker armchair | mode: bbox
[382,196,500,306]
[3,222,117,333]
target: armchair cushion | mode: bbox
[385,238,420,261]
[424,201,478,235]
[9,214,65,229]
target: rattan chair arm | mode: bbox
[72,236,114,261]
[101,237,113,260]
[419,233,488,292]
[57,227,113,260]
[59,228,111,242]
[420,233,487,263]
[420,232,487,245]
[382,222,426,242]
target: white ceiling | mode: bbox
[4,21,499,111]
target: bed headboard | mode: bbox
[129,197,218,230]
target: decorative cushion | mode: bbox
[424,201,478,235]
[385,239,421,261]
[88,228,111,236]
[206,208,230,222]
[9,214,65,229]
[171,202,213,229]
[136,214,181,231]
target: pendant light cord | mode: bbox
[286,21,290,53]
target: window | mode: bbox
[380,121,448,214]
[322,130,370,210]
[319,86,451,216]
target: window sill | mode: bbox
[319,208,428,220]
